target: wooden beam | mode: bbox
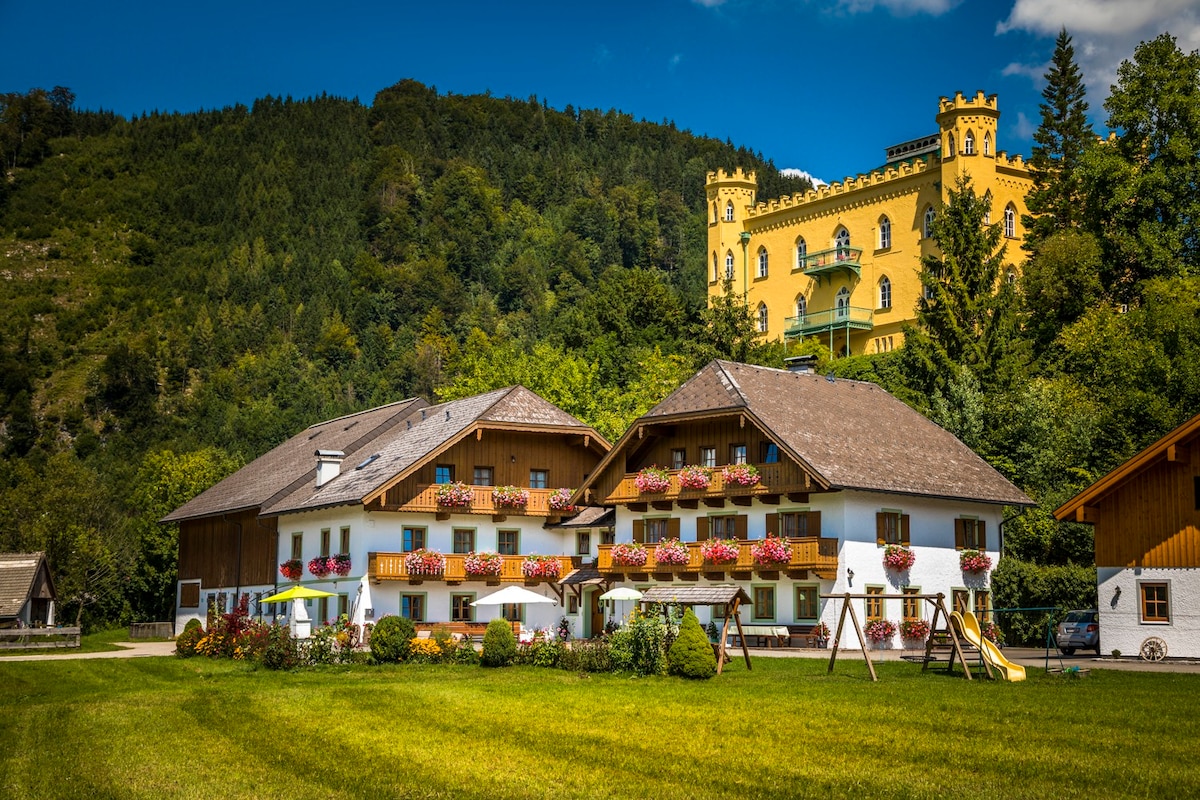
[703,498,726,509]
[758,493,780,505]
[1075,505,1099,524]
[1167,443,1189,463]
[677,499,699,510]
[787,492,809,503]
[651,500,674,511]
[731,495,752,507]
[626,502,648,512]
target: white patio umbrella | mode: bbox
[598,587,643,601]
[470,585,558,606]
[349,574,373,632]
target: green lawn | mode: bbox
[0,656,1195,799]
[0,628,161,658]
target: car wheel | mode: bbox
[1094,642,1102,655]
[1060,647,1075,656]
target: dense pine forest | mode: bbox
[1,31,1198,638]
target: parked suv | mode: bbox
[1056,609,1100,655]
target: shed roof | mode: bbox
[546,507,615,529]
[0,553,53,619]
[640,585,752,606]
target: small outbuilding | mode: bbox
[0,552,57,628]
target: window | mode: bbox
[601,528,616,545]
[955,518,986,550]
[795,237,807,269]
[500,602,523,622]
[903,587,920,621]
[645,518,669,544]
[710,515,738,539]
[452,528,475,554]
[923,206,935,239]
[963,130,975,155]
[338,593,349,618]
[724,201,734,222]
[473,466,494,486]
[757,247,768,278]
[973,590,991,622]
[402,527,426,552]
[700,446,716,468]
[878,216,891,250]
[568,595,580,614]
[711,203,717,224]
[753,586,776,620]
[320,528,331,558]
[435,464,454,484]
[724,251,734,281]
[529,469,548,489]
[876,510,908,546]
[339,526,350,556]
[498,530,519,556]
[291,533,303,560]
[711,253,718,282]
[794,293,807,319]
[180,583,200,609]
[835,287,850,319]
[401,594,425,621]
[779,511,813,538]
[983,131,992,155]
[756,303,768,333]
[760,442,779,463]
[730,444,747,464]
[1004,204,1016,238]
[1006,270,1016,285]
[947,132,956,158]
[451,594,475,622]
[865,586,883,621]
[835,227,850,258]
[983,191,992,225]
[952,589,970,615]
[879,276,892,309]
[319,597,329,625]
[1141,583,1170,622]
[670,448,686,470]
[795,585,819,620]
[576,530,591,555]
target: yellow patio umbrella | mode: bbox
[260,585,336,603]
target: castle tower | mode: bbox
[935,91,1000,198]
[705,168,757,294]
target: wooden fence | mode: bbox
[0,627,82,650]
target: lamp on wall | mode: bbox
[846,568,854,584]
[1113,586,1122,599]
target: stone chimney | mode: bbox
[315,450,345,488]
[784,355,818,375]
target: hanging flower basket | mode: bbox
[959,549,992,574]
[548,488,575,512]
[437,482,473,508]
[634,466,671,494]
[865,619,897,645]
[701,538,740,565]
[751,535,791,567]
[721,463,760,487]
[492,485,530,509]
[330,553,352,577]
[308,556,332,579]
[521,555,562,580]
[653,538,690,566]
[279,559,303,581]
[610,541,648,567]
[677,465,712,490]
[464,551,503,578]
[882,544,916,571]
[404,548,445,577]
[900,618,931,641]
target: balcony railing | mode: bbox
[606,463,808,505]
[368,552,579,583]
[798,246,862,283]
[596,537,838,575]
[784,306,874,338]
[393,486,563,516]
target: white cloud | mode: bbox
[1014,111,1037,141]
[668,53,683,71]
[594,45,612,65]
[781,168,828,187]
[691,0,728,7]
[1001,60,1048,81]
[838,0,962,14]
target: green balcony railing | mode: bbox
[785,306,874,338]
[798,247,862,284]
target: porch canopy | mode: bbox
[639,585,753,674]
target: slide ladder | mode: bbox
[951,611,1026,682]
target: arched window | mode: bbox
[963,130,975,155]
[1006,270,1017,285]
[879,276,892,309]
[983,132,992,156]
[724,251,735,281]
[923,206,936,239]
[711,252,718,282]
[711,203,718,224]
[756,302,769,333]
[947,133,956,158]
[983,191,993,225]
[795,237,807,269]
[757,247,769,278]
[795,293,807,319]
[835,287,850,319]
[1004,204,1016,238]
[878,215,892,250]
[724,201,735,222]
[835,227,850,260]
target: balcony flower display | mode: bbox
[677,465,712,490]
[436,481,473,508]
[492,485,530,509]
[522,555,562,580]
[865,619,897,645]
[404,548,446,577]
[279,559,302,581]
[548,488,575,512]
[900,618,931,641]
[701,538,740,565]
[959,549,992,574]
[634,465,671,494]
[882,544,916,571]
[751,535,791,567]
[308,556,332,579]
[463,551,503,578]
[330,553,352,577]
[721,462,761,487]
[610,541,648,567]
[653,537,690,566]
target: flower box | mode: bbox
[882,544,916,571]
[677,465,712,490]
[404,548,446,577]
[521,555,562,580]
[330,553,352,577]
[653,538,690,566]
[279,559,302,581]
[900,618,930,641]
[463,551,503,578]
[634,466,671,494]
[959,549,992,574]
[701,538,740,565]
[610,541,648,567]
[548,488,575,512]
[751,535,791,567]
[492,485,530,509]
[721,462,760,487]
[436,481,473,508]
[308,556,332,579]
[865,619,897,645]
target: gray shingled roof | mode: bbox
[547,507,615,529]
[0,553,50,618]
[641,585,752,605]
[640,360,1031,506]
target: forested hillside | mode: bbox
[1,31,1198,638]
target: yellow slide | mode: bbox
[951,611,1026,682]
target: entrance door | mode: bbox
[589,589,605,638]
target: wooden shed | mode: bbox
[0,553,56,628]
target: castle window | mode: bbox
[835,228,850,259]
[1006,270,1017,285]
[879,276,892,310]
[795,237,807,269]
[756,303,768,333]
[711,252,718,283]
[923,206,936,239]
[878,216,891,250]
[724,201,734,222]
[725,251,734,281]
[711,202,717,224]
[983,132,992,155]
[835,287,850,319]
[963,130,975,155]
[757,247,769,278]
[795,293,807,319]
[1004,204,1016,238]
[947,133,956,158]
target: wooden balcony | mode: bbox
[596,537,838,579]
[384,485,564,518]
[605,463,811,506]
[367,552,579,584]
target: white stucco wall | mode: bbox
[1097,567,1200,659]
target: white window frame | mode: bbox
[724,201,734,222]
[795,238,807,269]
[878,216,891,250]
[757,247,768,278]
[756,303,768,333]
[1004,205,1016,238]
[879,276,892,310]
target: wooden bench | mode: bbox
[730,625,790,648]
[413,621,521,641]
[786,624,828,648]
[0,626,81,650]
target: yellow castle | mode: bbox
[706,91,1032,356]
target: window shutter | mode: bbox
[667,518,680,539]
[765,513,779,536]
[954,519,965,550]
[901,514,911,546]
[876,512,886,546]
[807,511,821,537]
[632,520,645,544]
[977,520,986,551]
[696,517,709,542]
[735,515,749,541]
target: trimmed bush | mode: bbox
[667,609,717,679]
[481,618,516,667]
[370,615,416,663]
[174,618,204,658]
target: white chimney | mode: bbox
[315,450,345,488]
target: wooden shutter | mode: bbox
[765,513,779,536]
[875,512,886,546]
[180,583,200,608]
[632,520,645,544]
[807,511,821,537]
[735,515,749,541]
[954,519,965,550]
[667,518,680,539]
[696,517,709,542]
[901,514,911,546]
[977,520,986,550]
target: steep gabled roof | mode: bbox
[1055,411,1200,522]
[0,553,54,619]
[161,397,427,523]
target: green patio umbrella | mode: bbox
[260,585,336,603]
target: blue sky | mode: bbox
[3,0,1197,183]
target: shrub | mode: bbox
[175,618,204,658]
[609,610,668,676]
[447,639,481,665]
[260,624,300,670]
[481,618,517,667]
[667,609,717,679]
[370,615,416,663]
[560,638,613,673]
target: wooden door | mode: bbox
[590,590,605,638]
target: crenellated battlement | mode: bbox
[706,167,758,186]
[746,157,933,218]
[938,90,997,114]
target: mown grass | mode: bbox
[0,655,1195,799]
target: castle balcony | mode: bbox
[367,552,580,585]
[785,307,874,339]
[596,537,839,580]
[604,462,813,507]
[799,246,863,285]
